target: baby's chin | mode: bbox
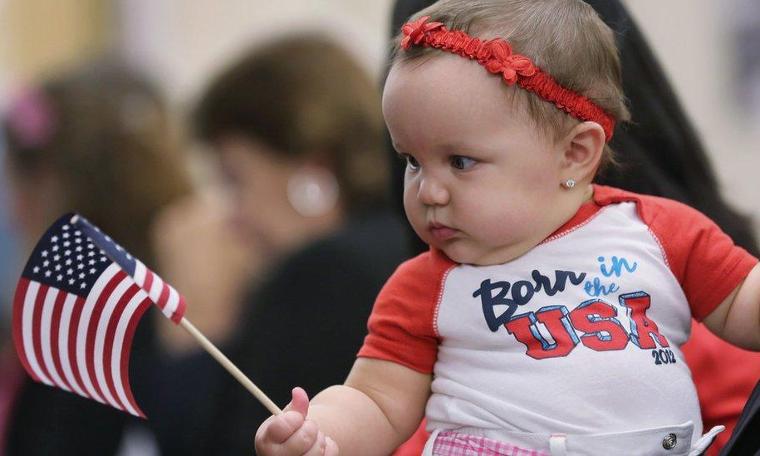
[439,242,523,266]
[414,227,516,265]
[437,244,488,266]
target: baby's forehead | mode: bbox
[384,55,532,125]
[386,56,509,110]
[390,54,492,89]
[384,56,548,153]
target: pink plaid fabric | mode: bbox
[432,431,549,456]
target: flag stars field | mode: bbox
[29,223,109,292]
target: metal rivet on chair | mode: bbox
[662,433,677,450]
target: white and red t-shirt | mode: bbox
[359,185,758,442]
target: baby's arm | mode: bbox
[704,264,760,350]
[255,358,431,456]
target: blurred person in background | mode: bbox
[387,1,760,455]
[0,125,23,455]
[1,60,194,455]
[145,34,409,455]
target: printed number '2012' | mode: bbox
[651,348,676,365]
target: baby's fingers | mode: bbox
[265,411,307,443]
[277,419,321,455]
[301,432,339,456]
[255,387,318,455]
[301,431,327,456]
[304,431,338,456]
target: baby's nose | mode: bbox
[417,176,450,206]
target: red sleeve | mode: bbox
[357,249,455,374]
[639,195,759,320]
[682,321,760,455]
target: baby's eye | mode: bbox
[450,155,477,170]
[403,154,420,171]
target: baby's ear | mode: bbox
[560,121,606,183]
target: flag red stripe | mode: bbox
[85,270,126,404]
[157,283,170,311]
[31,284,54,384]
[171,295,187,324]
[143,270,154,296]
[67,296,87,396]
[12,279,38,382]
[101,283,139,412]
[49,290,73,392]
[120,297,152,418]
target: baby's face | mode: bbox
[383,55,571,265]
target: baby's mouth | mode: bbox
[429,222,458,241]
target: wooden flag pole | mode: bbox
[179,317,282,415]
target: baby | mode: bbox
[255,1,760,454]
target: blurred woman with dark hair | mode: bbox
[145,34,410,454]
[2,61,193,455]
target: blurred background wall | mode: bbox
[625,0,760,229]
[117,0,394,103]
[0,0,758,239]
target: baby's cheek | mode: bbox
[475,209,527,238]
[405,209,429,240]
[481,224,521,246]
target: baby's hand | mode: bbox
[255,387,339,456]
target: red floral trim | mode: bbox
[401,16,444,49]
[400,16,616,141]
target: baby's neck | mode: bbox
[581,184,595,203]
[477,184,596,265]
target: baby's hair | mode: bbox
[391,0,631,170]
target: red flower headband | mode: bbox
[401,16,616,141]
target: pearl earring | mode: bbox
[287,167,339,217]
[562,178,576,189]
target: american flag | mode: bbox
[12,213,186,417]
